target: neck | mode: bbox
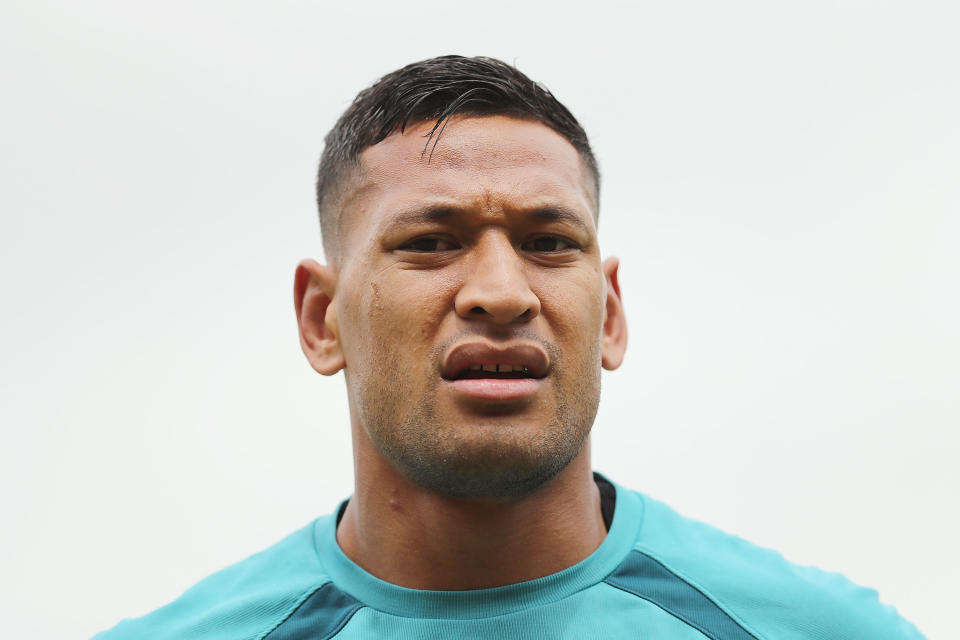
[337,436,605,590]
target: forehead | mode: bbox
[337,116,596,253]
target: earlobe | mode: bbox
[294,259,346,376]
[600,257,628,371]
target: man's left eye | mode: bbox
[523,236,573,252]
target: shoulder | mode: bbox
[623,490,925,640]
[93,518,334,640]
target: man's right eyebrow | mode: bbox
[382,206,458,228]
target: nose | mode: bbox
[454,232,541,325]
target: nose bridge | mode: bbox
[456,229,540,324]
[477,228,518,271]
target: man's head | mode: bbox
[315,55,601,263]
[295,56,626,500]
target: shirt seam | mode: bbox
[629,545,769,640]
[253,582,331,640]
[600,581,714,640]
[345,580,639,622]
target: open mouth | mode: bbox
[440,343,549,401]
[442,344,549,381]
[453,364,534,380]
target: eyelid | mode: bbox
[398,235,460,252]
[522,234,579,251]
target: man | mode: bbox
[96,56,924,639]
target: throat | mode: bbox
[336,465,608,591]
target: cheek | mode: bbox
[535,269,606,341]
[344,269,460,365]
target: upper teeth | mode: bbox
[469,364,528,373]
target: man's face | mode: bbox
[315,115,625,499]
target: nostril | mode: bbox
[466,304,536,322]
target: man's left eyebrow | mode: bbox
[527,207,593,234]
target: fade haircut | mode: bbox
[315,55,600,259]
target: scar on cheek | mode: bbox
[368,281,386,314]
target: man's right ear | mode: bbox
[294,258,346,375]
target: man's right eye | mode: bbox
[401,237,458,252]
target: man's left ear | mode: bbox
[601,256,628,370]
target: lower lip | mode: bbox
[445,378,542,401]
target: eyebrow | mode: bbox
[384,205,593,235]
[527,206,593,235]
[387,206,458,227]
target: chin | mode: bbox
[360,373,599,500]
[385,422,591,501]
[403,456,571,501]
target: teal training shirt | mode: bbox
[94,477,925,639]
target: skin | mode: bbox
[294,115,628,590]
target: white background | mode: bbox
[2,1,957,637]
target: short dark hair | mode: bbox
[315,55,600,258]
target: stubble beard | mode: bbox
[356,335,602,500]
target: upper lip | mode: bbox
[441,341,550,380]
